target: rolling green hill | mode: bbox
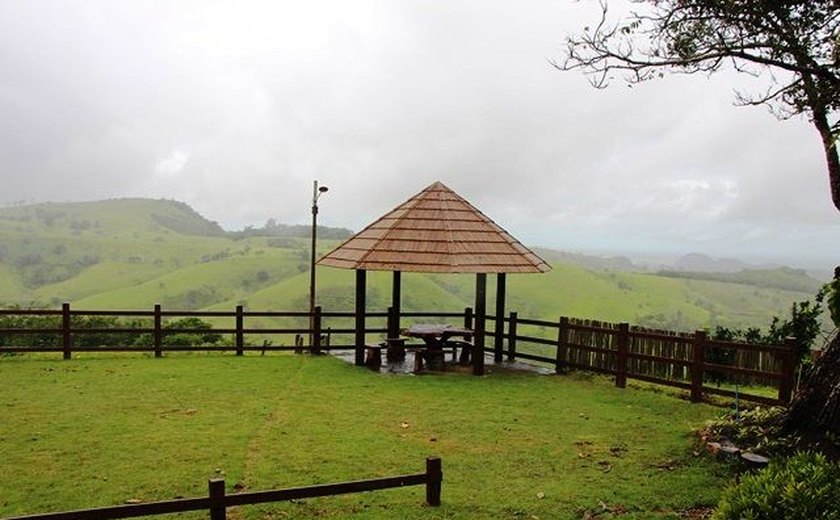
[0,199,827,334]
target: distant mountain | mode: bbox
[534,248,645,272]
[0,198,227,237]
[0,198,353,240]
[673,253,751,273]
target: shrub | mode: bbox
[713,452,840,520]
[702,406,800,457]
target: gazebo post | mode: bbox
[354,269,367,366]
[473,273,487,376]
[494,273,506,363]
[389,271,402,338]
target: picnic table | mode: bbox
[401,324,473,370]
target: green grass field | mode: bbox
[0,354,732,519]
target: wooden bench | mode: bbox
[364,344,383,370]
[407,347,457,371]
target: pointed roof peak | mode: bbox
[318,182,551,274]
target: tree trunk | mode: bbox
[784,333,840,436]
[801,72,840,213]
[813,108,840,213]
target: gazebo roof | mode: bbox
[318,181,551,274]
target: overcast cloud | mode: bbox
[1,1,837,267]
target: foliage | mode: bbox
[710,284,830,368]
[0,313,223,350]
[703,406,800,457]
[828,271,840,328]
[557,0,840,211]
[712,452,840,520]
[657,267,825,293]
[229,219,352,240]
[160,317,224,347]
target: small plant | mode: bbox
[702,406,800,457]
[712,452,840,520]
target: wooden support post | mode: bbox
[615,323,629,388]
[690,330,706,403]
[354,269,367,366]
[425,457,442,507]
[153,303,162,358]
[391,270,401,338]
[235,305,244,356]
[779,337,796,405]
[494,273,506,363]
[473,273,487,376]
[62,302,71,360]
[208,478,226,520]
[507,312,518,362]
[555,316,569,373]
[311,306,322,355]
[386,306,399,340]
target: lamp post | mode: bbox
[309,180,328,353]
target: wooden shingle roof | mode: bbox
[318,181,551,274]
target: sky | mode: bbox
[1,1,837,268]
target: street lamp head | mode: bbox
[319,186,329,194]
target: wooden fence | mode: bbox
[0,304,795,405]
[2,457,442,520]
[496,314,795,406]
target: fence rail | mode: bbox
[0,303,795,405]
[500,313,795,406]
[2,458,442,520]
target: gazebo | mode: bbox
[318,181,551,375]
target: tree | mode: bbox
[555,0,840,212]
[783,267,840,441]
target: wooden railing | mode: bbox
[0,304,795,405]
[2,457,442,520]
[493,313,796,406]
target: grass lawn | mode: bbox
[0,355,732,519]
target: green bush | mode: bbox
[713,452,840,520]
[702,406,800,457]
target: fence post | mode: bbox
[778,337,797,405]
[311,306,322,355]
[555,316,569,373]
[62,302,72,360]
[615,323,629,388]
[463,307,473,343]
[154,304,162,358]
[690,330,706,403]
[208,478,226,520]
[235,305,244,356]
[507,312,517,362]
[425,457,442,507]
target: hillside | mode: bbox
[0,198,828,333]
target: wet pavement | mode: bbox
[331,349,553,375]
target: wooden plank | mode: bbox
[615,323,629,388]
[690,331,706,403]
